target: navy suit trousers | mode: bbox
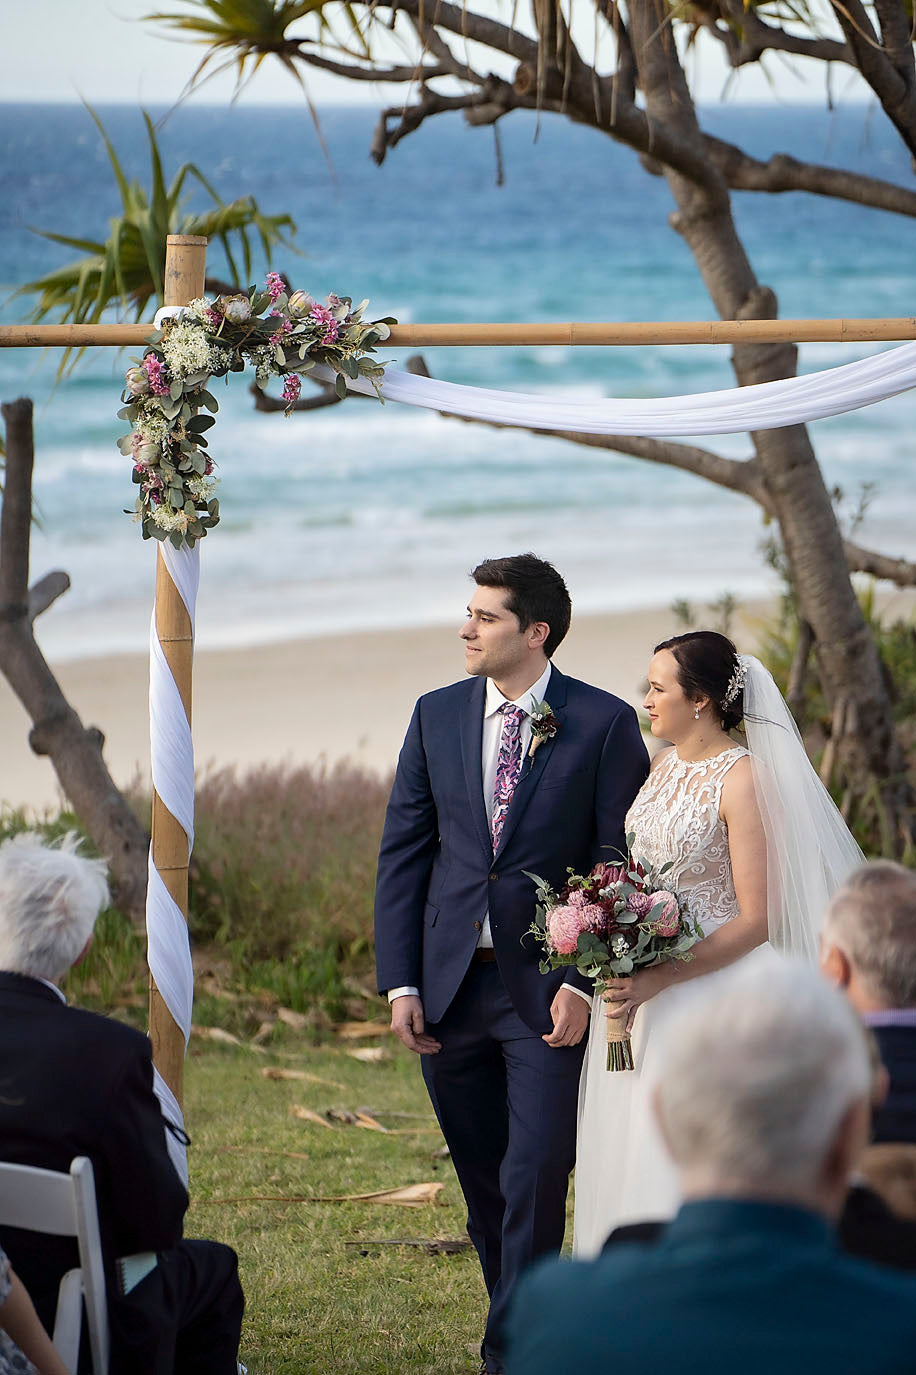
[421,962,585,1370]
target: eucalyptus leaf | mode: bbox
[334,373,348,400]
[169,379,183,401]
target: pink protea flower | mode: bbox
[266,271,285,302]
[547,905,586,956]
[282,374,302,407]
[288,289,314,319]
[124,366,149,396]
[626,890,654,919]
[142,353,170,396]
[648,891,681,937]
[591,862,626,889]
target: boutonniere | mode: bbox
[528,699,559,757]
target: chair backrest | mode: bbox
[0,1156,110,1374]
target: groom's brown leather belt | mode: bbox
[473,948,497,963]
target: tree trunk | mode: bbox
[0,398,150,919]
[627,0,914,852]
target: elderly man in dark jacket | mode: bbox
[0,832,243,1374]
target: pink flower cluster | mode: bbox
[282,374,302,407]
[269,318,293,350]
[310,303,340,346]
[266,271,285,302]
[625,891,654,919]
[547,891,606,954]
[143,472,164,505]
[205,306,223,329]
[143,353,170,396]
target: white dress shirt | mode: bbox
[389,662,590,1007]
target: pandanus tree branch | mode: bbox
[0,399,149,921]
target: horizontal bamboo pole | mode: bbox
[1,317,916,348]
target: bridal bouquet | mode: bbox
[527,840,703,1070]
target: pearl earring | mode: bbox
[694,705,700,720]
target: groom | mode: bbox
[374,553,648,1374]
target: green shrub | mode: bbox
[1,760,393,1025]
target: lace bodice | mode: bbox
[626,745,748,929]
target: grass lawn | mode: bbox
[185,1036,534,1374]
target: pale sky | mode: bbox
[0,0,869,108]
[0,0,871,107]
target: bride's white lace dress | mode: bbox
[572,744,776,1257]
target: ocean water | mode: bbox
[0,101,914,657]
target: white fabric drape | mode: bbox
[312,339,916,435]
[147,541,199,1185]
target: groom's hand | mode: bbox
[390,995,442,1055]
[542,987,590,1047]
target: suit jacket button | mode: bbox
[489,873,499,882]
[473,920,482,931]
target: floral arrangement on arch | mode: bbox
[527,840,703,1069]
[117,273,394,550]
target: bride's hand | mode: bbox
[603,966,670,1033]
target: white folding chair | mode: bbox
[0,1155,110,1374]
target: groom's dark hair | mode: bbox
[471,554,571,657]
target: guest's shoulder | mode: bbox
[59,1002,153,1063]
[831,1243,916,1311]
[508,1249,651,1363]
[513,1247,646,1310]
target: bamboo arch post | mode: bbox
[149,234,207,1106]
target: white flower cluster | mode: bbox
[208,344,235,373]
[186,474,218,501]
[161,321,212,378]
[184,298,213,325]
[134,408,172,444]
[150,506,191,533]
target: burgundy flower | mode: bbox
[625,891,654,919]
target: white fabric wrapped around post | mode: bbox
[147,540,200,1187]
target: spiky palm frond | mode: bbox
[16,104,297,371]
[147,0,371,93]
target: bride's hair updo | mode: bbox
[654,630,745,731]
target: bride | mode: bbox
[573,629,864,1256]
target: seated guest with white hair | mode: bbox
[820,859,916,1144]
[0,833,244,1375]
[506,962,916,1375]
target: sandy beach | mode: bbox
[0,601,782,814]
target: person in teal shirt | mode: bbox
[507,961,916,1375]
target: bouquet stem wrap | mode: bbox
[605,1004,635,1072]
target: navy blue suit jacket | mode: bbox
[872,1024,916,1144]
[374,664,649,1030]
[507,1199,916,1375]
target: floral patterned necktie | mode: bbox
[491,703,526,851]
